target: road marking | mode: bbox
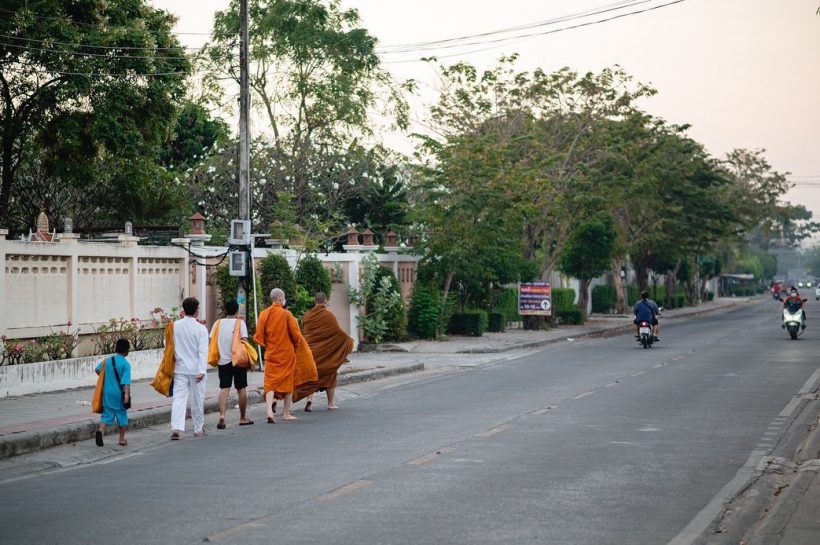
[570,391,595,400]
[531,408,550,415]
[665,367,820,545]
[609,441,639,445]
[639,427,662,432]
[631,370,647,376]
[205,521,266,542]
[478,425,508,438]
[797,368,820,394]
[407,447,455,465]
[318,480,373,502]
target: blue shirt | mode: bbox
[633,299,657,322]
[95,355,131,409]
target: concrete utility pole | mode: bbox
[237,0,251,318]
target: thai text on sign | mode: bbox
[519,282,552,316]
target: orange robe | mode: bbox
[254,304,301,398]
[299,305,354,395]
[292,334,320,402]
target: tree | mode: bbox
[0,0,191,228]
[259,253,296,305]
[203,0,409,225]
[294,254,332,299]
[557,213,618,317]
[159,100,230,171]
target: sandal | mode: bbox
[95,430,104,447]
[171,431,180,440]
[119,439,128,446]
[216,419,226,430]
[305,401,313,412]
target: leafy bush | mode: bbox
[556,308,584,325]
[591,285,617,314]
[370,265,407,341]
[408,284,443,340]
[448,310,488,336]
[259,253,296,305]
[295,254,332,299]
[487,312,505,332]
[552,288,576,311]
[627,285,640,306]
[348,253,404,344]
[493,287,521,324]
[706,291,715,301]
[674,294,686,308]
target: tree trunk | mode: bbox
[0,137,14,227]
[439,270,455,337]
[636,264,649,291]
[578,278,591,318]
[612,260,626,314]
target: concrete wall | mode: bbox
[0,349,163,398]
[0,238,188,341]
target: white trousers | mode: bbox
[171,373,207,433]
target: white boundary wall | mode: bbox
[0,348,162,398]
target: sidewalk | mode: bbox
[0,296,750,459]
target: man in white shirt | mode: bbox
[170,297,209,440]
[211,299,253,429]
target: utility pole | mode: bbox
[237,0,251,319]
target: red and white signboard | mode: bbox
[518,282,552,316]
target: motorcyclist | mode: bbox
[782,286,807,329]
[633,291,660,341]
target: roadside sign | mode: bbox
[519,281,552,315]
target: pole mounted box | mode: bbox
[228,250,248,277]
[229,219,251,246]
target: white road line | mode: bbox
[665,366,820,545]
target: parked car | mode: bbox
[815,285,820,301]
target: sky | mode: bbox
[151,0,820,232]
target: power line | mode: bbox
[0,32,205,52]
[12,60,188,78]
[382,0,688,63]
[0,39,195,61]
[376,0,651,53]
[0,7,236,37]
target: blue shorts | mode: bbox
[101,407,128,427]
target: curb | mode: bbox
[457,301,745,354]
[0,363,425,460]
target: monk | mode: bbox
[298,292,354,411]
[254,288,301,422]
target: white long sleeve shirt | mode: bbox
[172,316,209,375]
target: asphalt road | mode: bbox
[0,299,817,545]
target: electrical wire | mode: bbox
[380,0,688,62]
[0,32,206,52]
[0,39,195,61]
[376,0,649,53]
[0,7,237,37]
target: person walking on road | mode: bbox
[297,292,354,411]
[171,297,209,440]
[94,338,132,447]
[254,288,301,423]
[210,299,254,429]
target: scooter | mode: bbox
[782,299,807,340]
[636,320,654,348]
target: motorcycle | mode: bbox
[782,298,807,339]
[636,320,654,348]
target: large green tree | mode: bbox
[0,0,191,229]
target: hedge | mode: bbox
[591,285,617,314]
[494,287,521,324]
[556,308,584,325]
[706,291,715,301]
[448,310,488,337]
[408,284,442,339]
[487,312,505,333]
[552,288,576,312]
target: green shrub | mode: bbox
[448,310,488,337]
[494,287,521,324]
[591,285,617,314]
[556,308,584,325]
[487,312,505,333]
[348,253,404,344]
[259,253,296,305]
[674,294,686,308]
[408,284,442,340]
[627,285,640,306]
[552,288,576,311]
[295,254,332,299]
[370,266,407,342]
[706,291,715,301]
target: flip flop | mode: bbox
[95,430,104,447]
[305,401,313,412]
[171,431,180,440]
[239,420,254,426]
[267,416,275,424]
[119,439,127,446]
[216,420,226,430]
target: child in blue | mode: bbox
[94,338,132,447]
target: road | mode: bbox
[0,300,817,545]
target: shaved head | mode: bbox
[314,292,327,304]
[270,288,285,303]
